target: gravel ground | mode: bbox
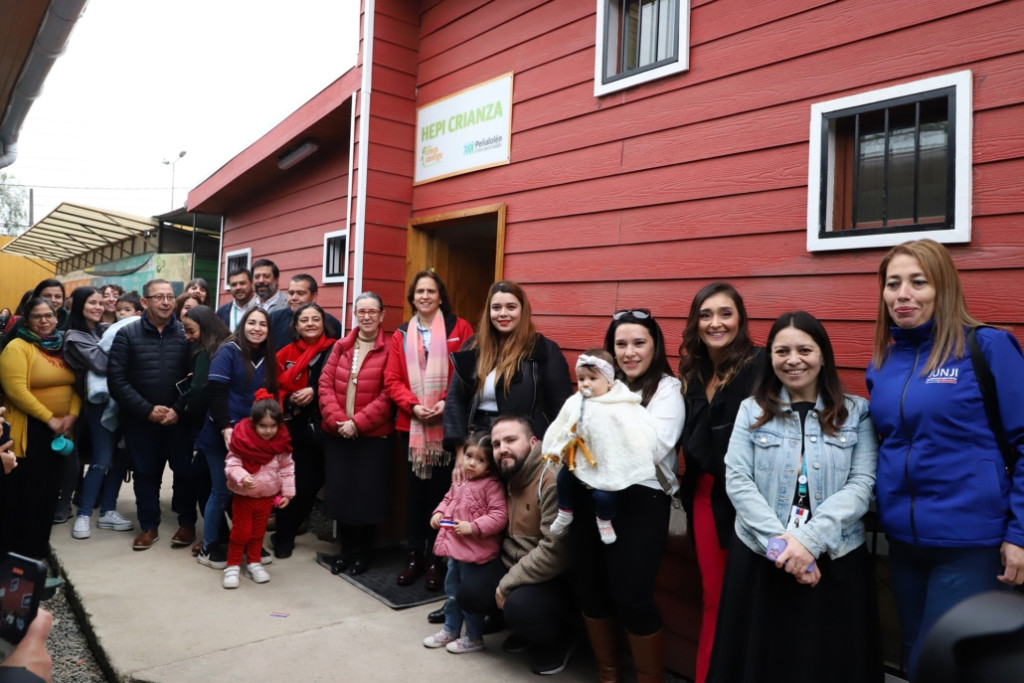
[42,575,110,683]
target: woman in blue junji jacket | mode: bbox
[867,239,1024,680]
[709,311,881,683]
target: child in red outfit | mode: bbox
[222,390,295,589]
[422,432,507,654]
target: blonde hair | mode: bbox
[872,239,983,374]
[471,281,537,395]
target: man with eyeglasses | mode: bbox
[268,274,341,349]
[216,267,257,332]
[107,279,197,551]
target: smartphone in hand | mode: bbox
[0,553,48,658]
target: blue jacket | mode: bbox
[867,322,1024,548]
[195,341,268,453]
[725,390,877,560]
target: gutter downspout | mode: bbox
[350,0,375,318]
[0,0,89,169]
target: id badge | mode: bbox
[786,505,810,531]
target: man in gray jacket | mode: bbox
[455,414,577,675]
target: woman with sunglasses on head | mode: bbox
[677,282,761,683]
[566,307,684,682]
[709,311,881,682]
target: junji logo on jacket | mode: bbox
[925,366,958,384]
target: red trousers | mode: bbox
[228,494,274,567]
[693,473,729,683]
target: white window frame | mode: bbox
[807,70,973,252]
[223,248,252,290]
[322,229,349,285]
[594,0,690,97]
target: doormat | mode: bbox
[316,547,446,610]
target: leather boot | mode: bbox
[396,548,424,586]
[584,616,622,683]
[627,630,665,683]
[423,553,446,591]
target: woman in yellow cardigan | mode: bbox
[0,297,80,560]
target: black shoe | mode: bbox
[502,632,529,654]
[427,605,445,624]
[271,533,293,559]
[483,611,505,635]
[529,637,578,675]
[260,548,273,565]
[396,549,424,586]
[196,544,227,570]
[348,558,370,576]
[331,556,350,575]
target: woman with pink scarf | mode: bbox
[384,271,473,590]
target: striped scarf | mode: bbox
[404,313,450,479]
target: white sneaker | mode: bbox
[423,629,458,648]
[96,510,134,531]
[245,562,270,584]
[71,515,91,539]
[223,566,240,589]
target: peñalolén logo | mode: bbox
[925,366,958,384]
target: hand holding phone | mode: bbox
[0,553,48,657]
[766,537,816,573]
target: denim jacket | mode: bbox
[724,390,877,560]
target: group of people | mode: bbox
[0,238,1021,682]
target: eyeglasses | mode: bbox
[28,312,56,321]
[146,294,176,302]
[612,308,651,321]
[355,309,381,318]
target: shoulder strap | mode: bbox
[967,327,1016,472]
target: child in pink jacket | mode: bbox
[422,432,508,654]
[222,390,295,589]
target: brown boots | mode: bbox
[582,616,666,683]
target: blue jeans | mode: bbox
[76,402,125,517]
[556,465,620,520]
[124,419,195,531]
[201,440,231,546]
[444,557,486,640]
[888,538,1009,680]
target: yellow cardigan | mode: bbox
[0,338,80,457]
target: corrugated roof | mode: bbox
[0,202,157,262]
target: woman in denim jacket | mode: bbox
[708,311,882,683]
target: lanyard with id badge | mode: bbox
[787,446,811,531]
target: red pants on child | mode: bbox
[228,494,274,567]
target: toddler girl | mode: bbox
[545,349,658,543]
[422,432,508,654]
[222,389,295,589]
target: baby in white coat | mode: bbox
[544,349,658,544]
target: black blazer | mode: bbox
[680,349,762,549]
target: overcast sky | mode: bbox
[8,0,359,226]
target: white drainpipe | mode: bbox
[350,0,375,312]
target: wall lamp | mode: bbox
[277,140,320,170]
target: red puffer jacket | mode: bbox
[318,327,395,438]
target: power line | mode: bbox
[2,183,185,191]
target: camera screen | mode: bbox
[0,564,37,643]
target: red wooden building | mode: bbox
[188,1,1024,676]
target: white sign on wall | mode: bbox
[414,72,514,185]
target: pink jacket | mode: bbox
[225,450,296,499]
[432,475,508,564]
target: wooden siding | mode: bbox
[409,2,1024,674]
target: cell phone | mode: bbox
[766,537,816,573]
[0,553,47,656]
[1,419,10,447]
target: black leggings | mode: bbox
[565,480,670,635]
[399,431,453,552]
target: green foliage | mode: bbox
[0,171,28,236]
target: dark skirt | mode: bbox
[708,534,883,683]
[323,433,394,525]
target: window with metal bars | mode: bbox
[223,248,251,289]
[595,0,689,96]
[807,71,972,252]
[323,231,347,283]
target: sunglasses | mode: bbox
[612,308,651,321]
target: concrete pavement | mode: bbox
[50,471,596,682]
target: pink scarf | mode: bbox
[404,313,450,479]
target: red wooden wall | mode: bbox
[408,0,1024,675]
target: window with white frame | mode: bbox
[223,248,252,289]
[807,70,972,252]
[322,230,348,284]
[594,0,689,97]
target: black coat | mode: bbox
[443,333,572,452]
[680,349,762,549]
[107,314,191,420]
